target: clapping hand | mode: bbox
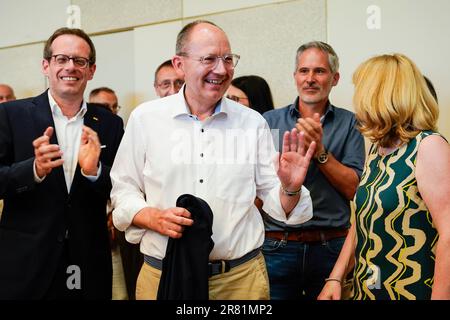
[78,125,101,176]
[33,127,64,178]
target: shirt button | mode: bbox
[200,153,204,157]
[201,128,204,133]
[199,179,204,183]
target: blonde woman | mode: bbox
[318,53,450,300]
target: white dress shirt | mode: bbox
[111,89,313,260]
[48,91,86,191]
[33,92,100,190]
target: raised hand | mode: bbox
[78,125,101,176]
[295,113,324,156]
[32,126,64,178]
[276,128,316,191]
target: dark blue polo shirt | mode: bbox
[263,98,365,230]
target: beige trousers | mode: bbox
[136,252,269,300]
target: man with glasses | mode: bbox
[89,87,121,115]
[153,59,185,98]
[89,86,143,301]
[0,28,123,299]
[111,20,316,300]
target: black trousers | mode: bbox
[44,241,82,300]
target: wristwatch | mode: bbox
[316,148,329,164]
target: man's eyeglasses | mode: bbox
[156,79,185,90]
[226,95,248,103]
[178,53,240,69]
[51,54,91,68]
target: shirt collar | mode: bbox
[289,97,335,122]
[47,90,87,119]
[171,84,227,120]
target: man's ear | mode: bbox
[87,63,96,81]
[332,72,340,87]
[172,56,185,77]
[42,59,50,77]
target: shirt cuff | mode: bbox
[112,201,148,244]
[81,162,102,182]
[33,160,46,183]
[262,184,313,225]
[125,226,146,244]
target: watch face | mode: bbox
[318,151,328,163]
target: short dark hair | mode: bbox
[175,20,221,54]
[89,87,115,100]
[231,75,274,115]
[295,41,339,73]
[154,59,174,84]
[43,27,96,64]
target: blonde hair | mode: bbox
[352,53,438,147]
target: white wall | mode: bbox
[87,31,135,123]
[0,0,70,47]
[0,0,448,137]
[328,0,450,139]
[0,0,326,123]
[133,21,182,107]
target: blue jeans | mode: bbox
[262,236,345,300]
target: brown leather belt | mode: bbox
[265,228,348,243]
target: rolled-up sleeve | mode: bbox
[255,121,313,225]
[262,185,313,224]
[110,112,147,242]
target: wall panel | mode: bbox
[72,0,182,34]
[184,0,326,107]
[0,43,46,99]
[328,0,450,139]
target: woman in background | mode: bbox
[227,75,274,114]
[318,53,450,300]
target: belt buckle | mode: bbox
[222,260,231,273]
[221,260,226,273]
[209,260,231,277]
[282,231,289,243]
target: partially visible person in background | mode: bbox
[318,53,450,300]
[423,75,438,103]
[153,59,184,98]
[89,87,121,115]
[0,84,16,218]
[0,84,16,103]
[227,75,274,114]
[89,86,142,300]
[263,41,365,300]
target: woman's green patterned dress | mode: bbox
[352,131,441,300]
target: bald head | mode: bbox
[175,20,224,54]
[0,84,16,103]
[172,20,235,111]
